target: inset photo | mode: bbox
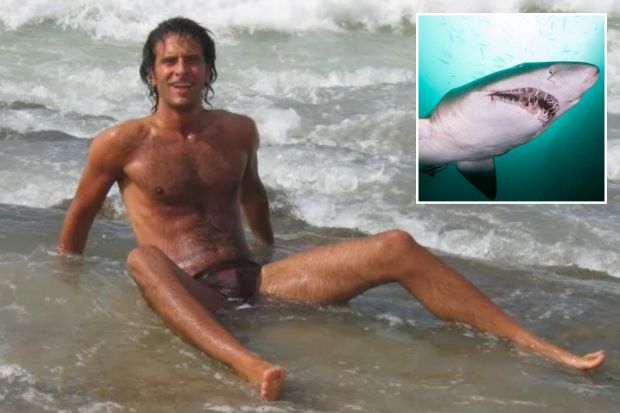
[416,13,606,203]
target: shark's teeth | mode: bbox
[490,87,558,125]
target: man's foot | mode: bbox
[523,341,607,370]
[241,359,285,401]
[561,350,606,370]
[259,365,285,401]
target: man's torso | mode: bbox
[113,109,255,274]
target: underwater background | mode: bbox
[418,14,606,202]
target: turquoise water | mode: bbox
[418,14,606,202]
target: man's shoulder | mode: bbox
[88,117,152,164]
[209,110,258,146]
[95,117,151,144]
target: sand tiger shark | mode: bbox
[419,62,600,199]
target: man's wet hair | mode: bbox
[139,17,218,112]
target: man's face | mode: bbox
[150,34,210,111]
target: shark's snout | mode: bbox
[585,64,600,87]
[570,63,600,90]
[591,65,600,77]
[544,62,600,114]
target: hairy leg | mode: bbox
[127,246,284,400]
[259,230,605,369]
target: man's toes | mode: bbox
[261,366,284,401]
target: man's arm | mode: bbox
[239,120,274,246]
[58,128,127,254]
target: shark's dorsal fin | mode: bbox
[456,158,497,200]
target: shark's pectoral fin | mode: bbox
[420,163,447,176]
[456,158,497,200]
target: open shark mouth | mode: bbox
[489,87,559,125]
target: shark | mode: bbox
[418,62,600,199]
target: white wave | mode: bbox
[417,0,620,13]
[261,146,395,198]
[0,104,114,139]
[0,167,124,212]
[376,313,405,327]
[0,363,35,385]
[0,66,144,120]
[0,362,123,412]
[3,0,618,42]
[226,96,301,145]
[608,139,620,180]
[0,177,75,208]
[21,387,55,408]
[0,0,415,40]
[523,0,620,13]
[265,154,620,277]
[241,67,414,99]
[306,109,415,158]
[77,402,125,413]
[363,206,620,278]
[607,28,620,114]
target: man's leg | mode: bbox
[126,246,284,400]
[259,229,605,369]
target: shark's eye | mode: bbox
[548,69,554,76]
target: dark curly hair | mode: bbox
[139,17,218,112]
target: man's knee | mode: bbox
[374,229,419,257]
[126,245,165,275]
[378,228,416,246]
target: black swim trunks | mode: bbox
[193,259,261,301]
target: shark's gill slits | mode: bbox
[490,87,559,125]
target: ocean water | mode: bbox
[418,14,606,202]
[0,1,619,412]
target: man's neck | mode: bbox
[153,104,207,135]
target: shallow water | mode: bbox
[1,204,619,412]
[0,0,619,412]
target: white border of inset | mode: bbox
[415,13,608,205]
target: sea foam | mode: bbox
[2,0,618,42]
[0,0,416,40]
[241,67,414,100]
[608,139,620,181]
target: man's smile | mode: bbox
[171,82,193,92]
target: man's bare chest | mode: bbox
[124,137,246,204]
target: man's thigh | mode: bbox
[127,246,226,312]
[258,232,402,304]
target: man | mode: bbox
[58,17,606,401]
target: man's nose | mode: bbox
[174,59,190,74]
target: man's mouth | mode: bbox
[171,82,192,91]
